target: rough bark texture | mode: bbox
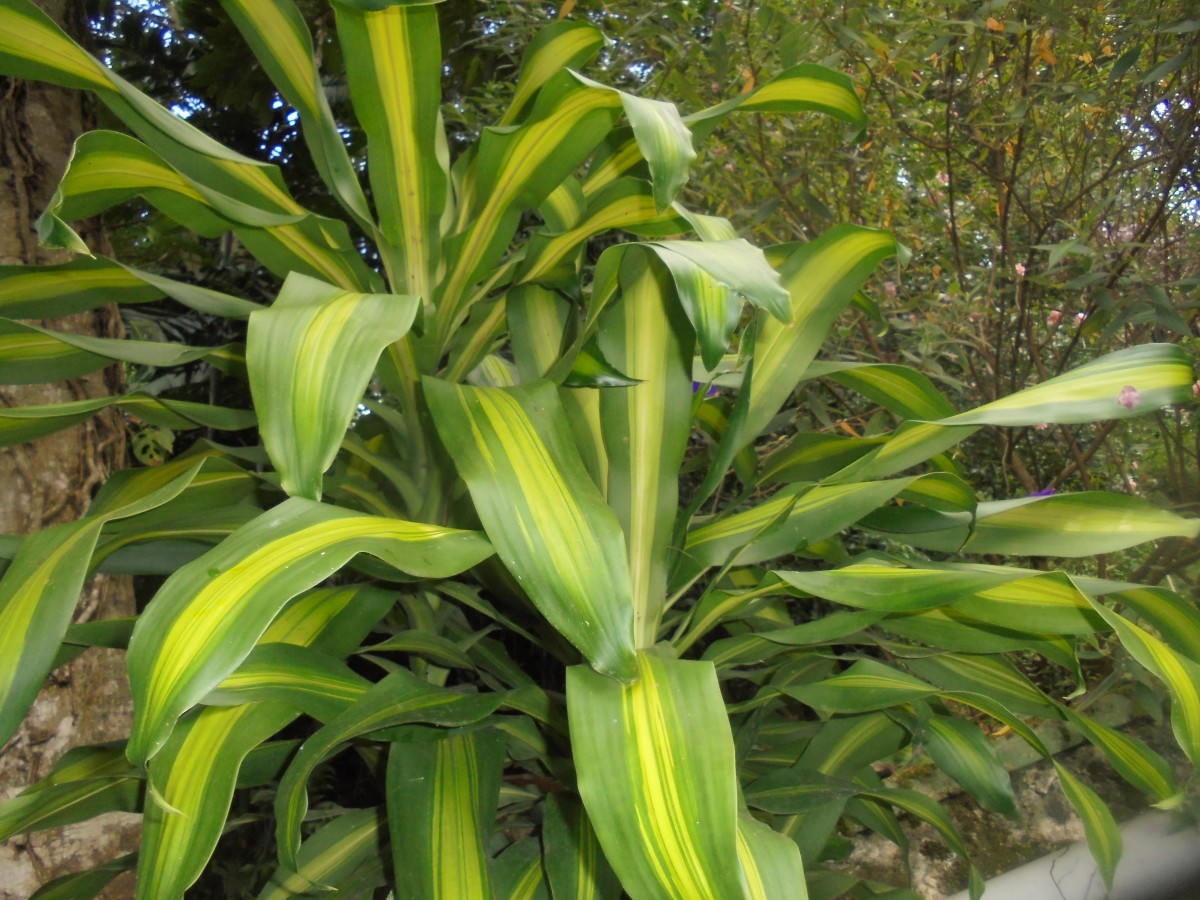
[0,2,139,897]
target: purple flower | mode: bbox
[1117,385,1142,410]
[692,382,719,398]
[1029,487,1056,497]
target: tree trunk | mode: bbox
[0,2,139,897]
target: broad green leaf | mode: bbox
[782,659,937,713]
[0,746,140,841]
[0,0,382,293]
[203,643,370,722]
[567,653,744,900]
[795,711,909,777]
[686,63,866,141]
[736,811,808,900]
[0,459,204,746]
[963,493,1199,556]
[743,768,858,816]
[138,703,298,900]
[837,344,1196,482]
[386,729,505,900]
[257,807,388,900]
[905,653,1060,718]
[517,179,684,289]
[596,258,693,646]
[248,273,419,499]
[542,794,621,900]
[0,392,255,448]
[135,585,393,898]
[274,669,503,869]
[737,225,897,449]
[334,1,443,296]
[126,498,491,764]
[41,130,372,290]
[1113,587,1200,663]
[425,379,636,678]
[922,715,1018,818]
[758,432,886,485]
[647,240,788,370]
[0,317,236,385]
[218,0,375,234]
[817,362,959,420]
[681,477,926,583]
[953,573,1106,635]
[492,838,549,900]
[29,853,138,900]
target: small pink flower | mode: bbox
[936,171,950,186]
[1015,263,1027,277]
[1117,385,1142,409]
[1046,309,1062,326]
[1192,380,1200,398]
[1075,311,1088,324]
[883,281,897,300]
[1034,422,1050,431]
[1127,478,1138,492]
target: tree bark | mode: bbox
[0,2,138,897]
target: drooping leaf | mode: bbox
[247,273,419,499]
[126,498,491,764]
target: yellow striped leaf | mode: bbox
[334,2,443,297]
[274,669,503,870]
[736,811,807,900]
[542,795,621,900]
[247,273,419,499]
[218,0,376,233]
[502,21,604,126]
[385,730,505,900]
[0,459,204,746]
[567,652,744,900]
[425,378,636,679]
[257,807,388,900]
[126,498,492,764]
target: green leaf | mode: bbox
[126,498,491,764]
[922,715,1018,818]
[248,273,419,499]
[687,63,866,141]
[257,807,388,900]
[203,643,370,722]
[334,1,443,296]
[737,225,897,450]
[0,393,256,448]
[542,794,621,900]
[29,853,138,900]
[425,379,636,679]
[1053,763,1122,889]
[492,838,550,900]
[502,21,604,126]
[1060,707,1178,805]
[0,459,205,746]
[595,257,693,646]
[783,659,937,713]
[736,811,808,900]
[838,344,1196,481]
[274,670,503,869]
[963,493,1199,557]
[138,703,298,900]
[567,652,744,900]
[386,729,505,900]
[1083,600,1200,764]
[0,746,140,841]
[217,0,375,234]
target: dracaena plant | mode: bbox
[1,1,1198,898]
